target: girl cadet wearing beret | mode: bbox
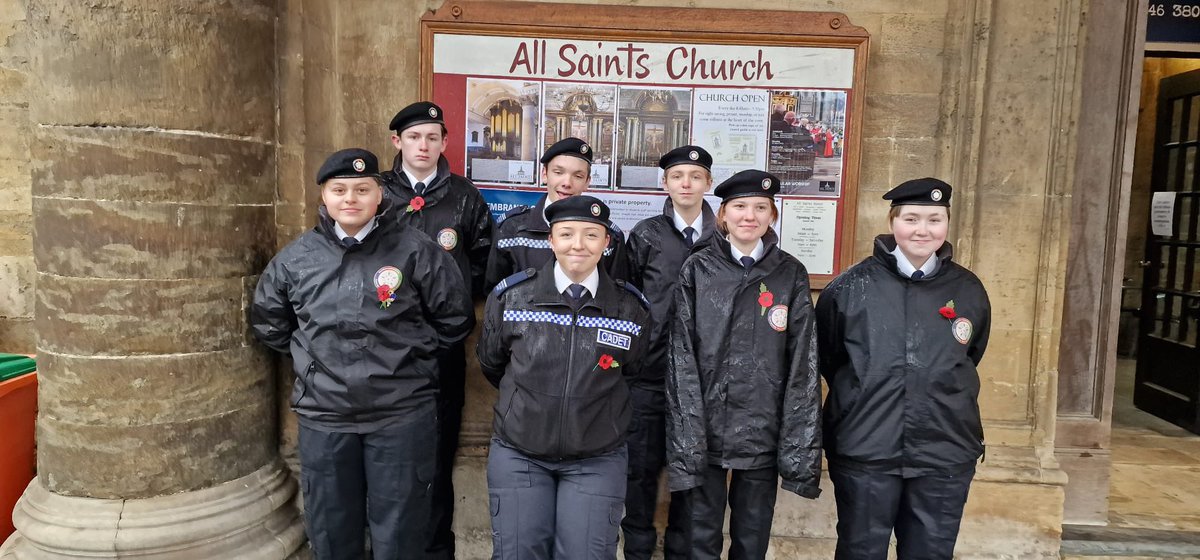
[666,169,822,560]
[478,195,651,560]
[816,178,991,560]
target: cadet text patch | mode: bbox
[597,329,631,350]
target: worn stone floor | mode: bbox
[1062,359,1200,559]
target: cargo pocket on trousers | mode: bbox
[489,494,503,554]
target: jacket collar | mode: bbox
[707,228,782,274]
[528,259,619,316]
[661,198,718,243]
[386,153,451,196]
[871,234,954,280]
[315,197,395,247]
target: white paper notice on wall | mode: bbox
[780,199,838,275]
[1151,192,1177,237]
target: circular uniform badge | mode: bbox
[352,158,366,173]
[590,203,601,216]
[931,189,943,202]
[437,227,458,251]
[761,178,772,190]
[580,144,590,154]
[767,304,789,332]
[374,266,403,291]
[428,107,438,118]
[688,150,699,160]
[952,317,972,345]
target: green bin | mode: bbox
[0,354,35,382]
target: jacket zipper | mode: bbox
[557,306,578,458]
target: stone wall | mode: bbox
[0,0,31,353]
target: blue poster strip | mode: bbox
[480,188,545,221]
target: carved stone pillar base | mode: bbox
[0,462,307,559]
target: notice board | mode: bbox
[420,1,868,285]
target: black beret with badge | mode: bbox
[316,148,381,185]
[713,169,780,201]
[389,101,444,133]
[659,145,713,171]
[545,195,610,227]
[882,177,953,207]
[540,137,593,165]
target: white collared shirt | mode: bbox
[891,245,938,278]
[402,168,437,191]
[334,217,377,243]
[728,237,765,263]
[554,263,600,298]
[672,210,703,238]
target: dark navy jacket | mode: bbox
[816,235,991,477]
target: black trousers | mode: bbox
[690,465,779,560]
[297,409,436,560]
[621,387,691,560]
[428,341,467,559]
[829,464,975,560]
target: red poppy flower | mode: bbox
[407,196,426,212]
[598,354,614,370]
[377,285,391,301]
[758,292,774,308]
[939,306,956,319]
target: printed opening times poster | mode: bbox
[431,33,858,280]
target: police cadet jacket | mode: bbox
[251,199,475,432]
[667,231,822,499]
[625,198,717,391]
[381,154,494,298]
[485,194,629,289]
[477,261,651,460]
[816,235,991,477]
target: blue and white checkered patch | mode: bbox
[496,237,614,256]
[503,310,642,336]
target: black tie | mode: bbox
[567,284,586,300]
[683,226,696,248]
[414,181,426,195]
[740,256,755,270]
[911,270,925,280]
[342,236,359,248]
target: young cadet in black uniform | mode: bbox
[478,195,651,560]
[621,145,717,560]
[667,170,822,560]
[485,137,628,289]
[380,101,494,559]
[251,149,474,560]
[816,178,991,560]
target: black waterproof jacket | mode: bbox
[485,194,628,289]
[251,201,475,432]
[667,232,822,498]
[381,154,494,298]
[816,235,991,477]
[626,199,717,390]
[478,261,651,460]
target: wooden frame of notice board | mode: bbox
[420,1,868,287]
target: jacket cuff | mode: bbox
[668,473,702,493]
[781,478,821,500]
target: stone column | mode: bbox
[0,1,305,558]
[520,93,538,161]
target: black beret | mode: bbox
[545,195,610,227]
[713,169,780,201]
[659,145,713,171]
[540,137,593,165]
[882,177,952,207]
[389,101,444,133]
[316,148,381,185]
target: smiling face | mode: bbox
[549,220,609,282]
[662,164,712,212]
[542,155,591,202]
[719,196,776,247]
[321,177,382,236]
[889,204,949,268]
[392,123,446,178]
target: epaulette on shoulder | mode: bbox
[615,280,651,310]
[492,268,537,296]
[608,220,623,237]
[495,205,530,226]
